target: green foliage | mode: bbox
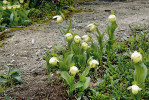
[0,65,22,88]
[0,0,33,31]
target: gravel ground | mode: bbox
[0,0,149,99]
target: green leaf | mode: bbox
[11,71,22,83]
[69,63,75,67]
[0,87,4,93]
[72,44,80,54]
[66,20,72,33]
[74,32,78,36]
[4,65,9,71]
[11,71,20,77]
[111,10,115,15]
[10,13,14,22]
[58,27,66,35]
[0,77,7,83]
[139,48,144,55]
[14,76,22,83]
[82,77,91,90]
[65,54,73,68]
[82,66,91,77]
[61,71,74,86]
[72,81,84,91]
[78,55,86,68]
[79,74,86,82]
[59,36,66,43]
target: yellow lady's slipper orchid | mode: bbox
[7,5,12,10]
[16,5,21,9]
[69,66,79,75]
[87,23,97,32]
[2,6,6,10]
[19,0,24,3]
[81,42,88,51]
[49,57,59,66]
[89,59,99,68]
[82,35,91,42]
[65,33,73,41]
[127,84,142,95]
[108,15,116,23]
[131,51,142,63]
[53,15,63,23]
[74,35,81,43]
[3,0,7,4]
[13,5,17,9]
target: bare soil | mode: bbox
[0,0,149,99]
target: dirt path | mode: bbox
[0,0,149,99]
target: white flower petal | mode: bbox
[53,15,60,19]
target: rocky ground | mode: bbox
[0,0,149,99]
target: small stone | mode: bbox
[31,39,35,45]
[82,96,89,100]
[10,60,15,63]
[36,50,40,56]
[11,54,15,56]
[47,45,52,49]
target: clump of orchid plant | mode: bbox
[131,51,147,86]
[44,10,148,99]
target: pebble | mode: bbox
[31,38,35,45]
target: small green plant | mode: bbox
[0,65,22,88]
[61,66,90,97]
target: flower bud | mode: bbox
[87,23,97,32]
[82,35,91,42]
[108,15,116,23]
[81,42,88,51]
[65,33,73,41]
[69,66,79,75]
[127,84,142,95]
[131,51,142,63]
[53,15,63,23]
[49,57,59,66]
[74,35,81,43]
[19,0,24,3]
[2,6,6,10]
[89,59,99,68]
[3,0,7,4]
[16,5,21,9]
[7,5,12,10]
